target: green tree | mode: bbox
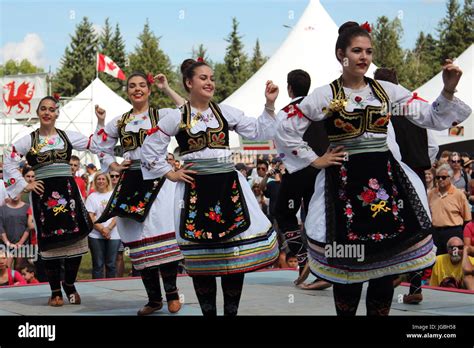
[0,59,44,76]
[459,0,474,49]
[98,19,127,97]
[53,17,98,96]
[215,17,250,102]
[128,19,177,108]
[372,16,405,71]
[437,0,465,60]
[250,39,267,73]
[402,32,442,90]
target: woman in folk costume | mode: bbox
[93,71,185,315]
[275,21,471,316]
[3,96,103,306]
[140,58,280,316]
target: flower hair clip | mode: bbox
[147,73,155,84]
[360,21,372,33]
[197,57,204,63]
[52,93,62,108]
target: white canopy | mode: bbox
[0,117,35,150]
[57,77,131,137]
[413,44,473,146]
[224,0,376,148]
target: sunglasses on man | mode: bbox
[436,176,450,180]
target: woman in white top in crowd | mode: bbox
[85,172,120,279]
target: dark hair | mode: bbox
[287,69,311,97]
[70,155,80,162]
[374,68,398,85]
[21,264,36,274]
[127,71,151,89]
[167,153,175,160]
[335,21,372,62]
[256,160,268,168]
[374,68,399,84]
[36,96,59,114]
[180,58,209,93]
[21,166,33,177]
[286,252,297,261]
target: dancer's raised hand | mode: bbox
[95,105,106,126]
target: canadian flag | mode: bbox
[97,53,126,80]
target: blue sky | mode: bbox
[0,0,450,72]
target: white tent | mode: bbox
[57,78,131,137]
[413,44,473,148]
[224,0,376,148]
[0,118,35,148]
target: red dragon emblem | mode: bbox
[2,81,35,114]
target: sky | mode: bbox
[0,0,451,73]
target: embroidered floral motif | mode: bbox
[110,177,159,216]
[374,115,390,127]
[357,178,392,219]
[334,118,356,133]
[353,95,364,107]
[205,201,226,224]
[340,160,407,242]
[44,191,69,216]
[184,179,247,240]
[188,137,205,150]
[209,132,226,147]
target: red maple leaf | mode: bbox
[107,61,117,71]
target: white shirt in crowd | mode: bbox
[85,191,120,240]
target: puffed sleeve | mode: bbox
[378,80,472,130]
[426,130,439,164]
[221,104,277,141]
[140,108,180,180]
[274,85,335,173]
[297,85,334,122]
[65,130,94,152]
[3,135,31,198]
[275,112,318,174]
[91,115,122,172]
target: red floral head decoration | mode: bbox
[360,21,372,33]
[197,57,204,63]
[53,93,61,102]
[146,73,155,84]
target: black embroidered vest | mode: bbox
[175,101,229,156]
[117,107,160,152]
[26,129,72,170]
[324,77,390,142]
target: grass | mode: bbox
[77,251,134,280]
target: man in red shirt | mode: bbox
[70,155,87,199]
